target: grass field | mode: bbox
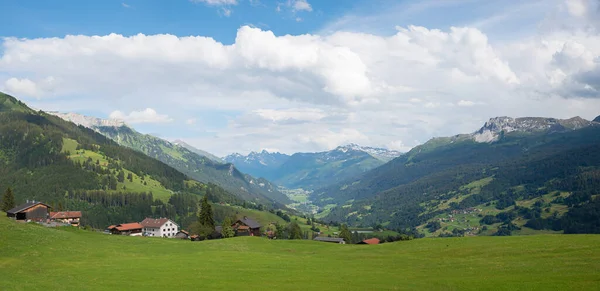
[1,215,599,290]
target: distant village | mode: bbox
[5,200,381,245]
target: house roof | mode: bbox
[7,201,51,214]
[114,222,143,231]
[215,226,223,233]
[236,216,260,229]
[313,237,345,243]
[140,218,176,228]
[50,211,82,219]
[360,238,380,245]
[179,230,189,235]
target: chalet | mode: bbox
[6,201,51,221]
[313,237,346,244]
[175,230,189,239]
[232,216,261,236]
[49,211,82,226]
[357,238,380,245]
[107,223,143,236]
[140,218,179,238]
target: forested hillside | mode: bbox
[0,92,275,229]
[91,125,290,206]
[315,118,600,236]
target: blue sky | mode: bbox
[1,0,600,156]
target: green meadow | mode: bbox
[1,215,599,290]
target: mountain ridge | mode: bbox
[313,114,600,235]
[224,144,402,190]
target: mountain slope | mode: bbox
[173,139,223,163]
[314,116,600,234]
[224,151,291,180]
[50,112,290,206]
[225,144,402,190]
[594,115,600,123]
[0,92,246,228]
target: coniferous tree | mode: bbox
[1,187,16,212]
[198,195,215,229]
[117,171,125,183]
[339,224,352,243]
[221,217,235,238]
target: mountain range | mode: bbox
[314,115,600,235]
[224,144,402,190]
[49,112,290,206]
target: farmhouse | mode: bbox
[140,218,179,238]
[6,201,51,221]
[232,216,261,236]
[313,237,346,244]
[49,211,82,226]
[357,238,380,245]
[108,223,143,236]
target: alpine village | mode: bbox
[2,1,600,289]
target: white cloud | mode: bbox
[3,1,600,156]
[566,0,587,17]
[457,100,475,107]
[186,118,197,125]
[109,108,173,124]
[4,77,56,98]
[122,2,131,8]
[190,0,237,6]
[221,7,232,17]
[291,0,312,12]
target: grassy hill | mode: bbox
[1,215,599,290]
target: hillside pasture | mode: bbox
[1,215,599,290]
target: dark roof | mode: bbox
[236,216,260,228]
[313,237,345,243]
[50,211,82,219]
[215,226,223,233]
[140,218,176,228]
[7,201,51,214]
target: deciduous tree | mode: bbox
[221,217,235,238]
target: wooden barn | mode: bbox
[107,223,143,236]
[6,201,51,221]
[232,216,261,236]
[49,211,82,226]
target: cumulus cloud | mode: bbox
[4,77,56,98]
[109,108,173,124]
[3,1,600,155]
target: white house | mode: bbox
[140,218,179,238]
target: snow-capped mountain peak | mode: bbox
[334,143,402,162]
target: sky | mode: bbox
[1,0,600,156]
